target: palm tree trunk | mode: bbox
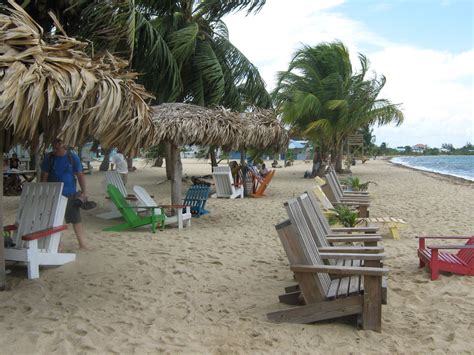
[311,146,322,177]
[126,157,133,171]
[99,148,111,171]
[169,144,182,206]
[335,142,344,173]
[0,132,6,290]
[165,143,172,180]
[209,147,218,169]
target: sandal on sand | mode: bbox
[81,200,97,210]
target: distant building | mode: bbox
[395,146,406,152]
[412,144,427,153]
[288,140,309,160]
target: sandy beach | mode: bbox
[1,159,473,354]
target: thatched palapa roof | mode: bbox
[151,103,245,150]
[151,103,288,151]
[0,0,156,153]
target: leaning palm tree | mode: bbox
[22,0,271,109]
[273,41,403,172]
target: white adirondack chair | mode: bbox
[213,166,231,173]
[4,183,75,279]
[133,185,191,229]
[212,168,244,199]
[97,171,137,219]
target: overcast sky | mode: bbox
[224,0,473,148]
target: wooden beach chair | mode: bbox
[183,184,210,217]
[133,185,191,229]
[305,190,379,235]
[4,182,75,279]
[103,184,166,233]
[327,166,369,195]
[212,168,244,199]
[251,169,275,198]
[417,235,474,280]
[322,177,370,218]
[97,171,139,219]
[267,216,389,331]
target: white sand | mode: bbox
[1,159,473,353]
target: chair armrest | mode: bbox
[157,204,190,209]
[22,225,68,241]
[319,253,386,260]
[326,236,382,243]
[4,224,17,232]
[290,264,389,277]
[331,226,379,233]
[428,245,474,250]
[122,206,163,210]
[319,246,384,253]
[335,201,370,207]
[417,236,473,239]
[326,233,383,238]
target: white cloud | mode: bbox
[224,1,473,148]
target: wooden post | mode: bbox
[0,131,6,290]
[240,148,247,196]
[362,275,383,332]
[169,144,182,206]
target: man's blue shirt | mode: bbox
[41,152,82,196]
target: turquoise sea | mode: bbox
[391,155,474,182]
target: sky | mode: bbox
[223,0,474,148]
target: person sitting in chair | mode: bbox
[259,164,270,178]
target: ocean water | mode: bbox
[391,155,474,181]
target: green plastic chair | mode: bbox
[103,184,166,233]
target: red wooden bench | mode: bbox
[417,236,474,280]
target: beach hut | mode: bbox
[0,1,156,289]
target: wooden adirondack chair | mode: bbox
[212,168,244,199]
[296,194,382,249]
[417,235,474,280]
[103,184,166,232]
[97,171,140,219]
[327,166,369,196]
[4,183,75,279]
[280,196,387,306]
[133,185,191,229]
[251,169,275,198]
[322,175,370,218]
[267,218,389,332]
[305,191,379,235]
[183,184,210,217]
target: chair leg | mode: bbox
[430,249,439,280]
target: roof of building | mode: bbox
[288,140,308,149]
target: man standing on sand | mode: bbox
[110,149,128,185]
[41,138,89,250]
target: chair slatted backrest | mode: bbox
[326,165,345,197]
[284,198,331,299]
[297,193,331,249]
[184,185,209,215]
[458,237,474,265]
[15,183,65,250]
[107,184,139,223]
[254,170,275,196]
[213,166,231,173]
[312,185,335,211]
[106,171,127,197]
[305,190,333,235]
[326,173,343,202]
[212,171,235,197]
[133,185,161,216]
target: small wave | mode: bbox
[390,156,474,182]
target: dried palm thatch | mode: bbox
[0,0,155,153]
[239,108,289,151]
[151,103,288,151]
[151,103,245,150]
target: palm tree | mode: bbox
[23,1,271,109]
[273,41,403,172]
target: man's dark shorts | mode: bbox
[65,194,81,224]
